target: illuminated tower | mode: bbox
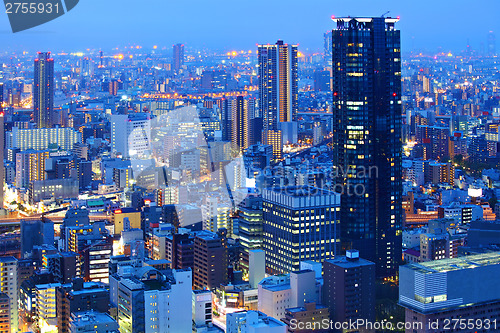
[172,43,184,72]
[331,17,403,278]
[230,96,255,152]
[34,52,54,128]
[258,40,298,159]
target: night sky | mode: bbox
[0,0,499,54]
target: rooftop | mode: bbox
[405,252,500,274]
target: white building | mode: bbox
[144,269,192,333]
[111,114,151,158]
[226,311,287,333]
[192,290,213,327]
[257,269,319,321]
[202,196,232,236]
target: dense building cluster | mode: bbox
[0,14,499,333]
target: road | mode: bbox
[0,214,112,225]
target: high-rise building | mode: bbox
[193,230,228,290]
[258,40,298,158]
[324,31,333,66]
[262,186,340,274]
[172,44,184,72]
[331,17,403,277]
[34,52,54,128]
[0,113,4,209]
[322,250,375,327]
[231,96,256,152]
[15,150,50,188]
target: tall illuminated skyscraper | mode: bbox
[231,96,255,152]
[34,52,54,128]
[172,43,184,72]
[258,40,298,158]
[331,17,403,278]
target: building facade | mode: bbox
[331,17,403,277]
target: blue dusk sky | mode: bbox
[0,0,499,54]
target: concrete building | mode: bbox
[56,279,110,333]
[226,311,287,333]
[322,250,375,326]
[258,270,321,321]
[110,114,151,158]
[0,257,17,332]
[192,290,213,328]
[0,293,10,333]
[283,302,330,333]
[193,230,228,290]
[115,267,192,333]
[400,252,500,333]
[69,311,118,333]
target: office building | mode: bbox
[110,114,151,158]
[331,17,403,277]
[57,279,110,333]
[226,311,287,333]
[258,270,321,321]
[192,290,213,328]
[34,52,54,128]
[258,40,298,158]
[172,43,184,72]
[20,219,54,258]
[144,269,192,333]
[193,230,228,290]
[116,267,192,333]
[262,186,339,274]
[29,178,79,204]
[69,311,118,333]
[65,222,112,282]
[322,250,376,327]
[237,195,263,275]
[400,252,500,333]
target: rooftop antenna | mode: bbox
[381,11,390,17]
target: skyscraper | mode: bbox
[258,40,298,159]
[172,43,184,72]
[34,52,54,128]
[0,112,4,209]
[331,17,403,278]
[231,96,256,152]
